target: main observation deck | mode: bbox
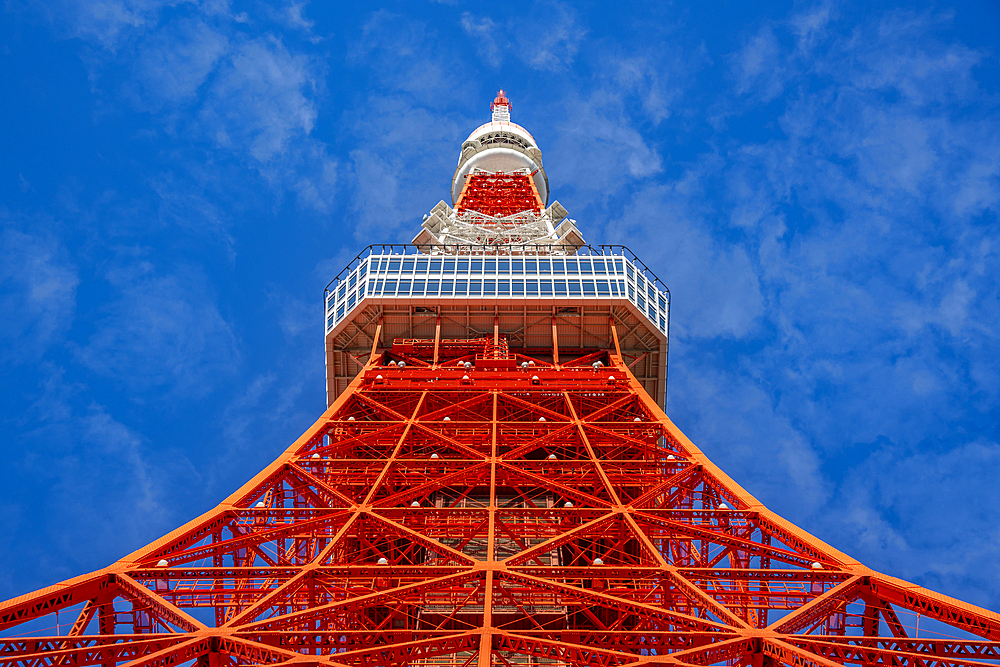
[324,244,670,408]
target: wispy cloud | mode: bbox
[460,1,585,72]
[0,223,79,364]
[77,259,239,398]
[201,36,319,162]
[129,17,229,109]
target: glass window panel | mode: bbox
[337,304,345,319]
[430,259,442,272]
[469,279,482,296]
[412,280,425,295]
[455,279,467,294]
[568,281,582,296]
[327,316,334,330]
[608,280,617,296]
[441,279,454,294]
[555,280,568,296]
[427,279,439,294]
[389,259,401,272]
[444,259,456,272]
[628,284,635,299]
[564,259,576,273]
[359,262,368,277]
[498,259,510,274]
[471,259,483,272]
[526,259,537,272]
[512,259,524,272]
[402,259,415,272]
[484,279,496,295]
[376,279,384,295]
[540,280,553,296]
[648,284,656,301]
[638,295,646,310]
[513,279,524,295]
[498,279,510,295]
[527,279,539,296]
[349,274,356,289]
[648,304,656,319]
[619,279,626,294]
[348,294,356,308]
[591,259,604,273]
[626,264,634,279]
[659,295,666,311]
[484,259,496,273]
[584,281,598,296]
[359,282,366,297]
[538,259,551,273]
[416,259,428,272]
[398,279,411,294]
[579,259,592,274]
[660,315,666,331]
[457,259,469,272]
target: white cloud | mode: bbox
[130,18,229,108]
[547,92,663,203]
[201,36,319,163]
[825,439,1000,608]
[459,13,504,68]
[731,25,785,101]
[0,225,79,363]
[344,96,469,239]
[460,1,585,72]
[45,0,179,50]
[77,260,239,397]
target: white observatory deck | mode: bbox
[324,244,669,408]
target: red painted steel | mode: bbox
[455,172,543,218]
[2,337,998,666]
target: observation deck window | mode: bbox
[325,250,670,339]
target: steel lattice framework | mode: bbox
[3,92,999,667]
[2,333,999,667]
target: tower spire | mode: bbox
[490,88,511,122]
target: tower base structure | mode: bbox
[1,333,998,667]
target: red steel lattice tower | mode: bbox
[2,93,999,667]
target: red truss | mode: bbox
[455,172,543,219]
[2,334,999,667]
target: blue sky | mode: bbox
[2,0,999,612]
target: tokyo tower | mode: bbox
[2,91,999,667]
